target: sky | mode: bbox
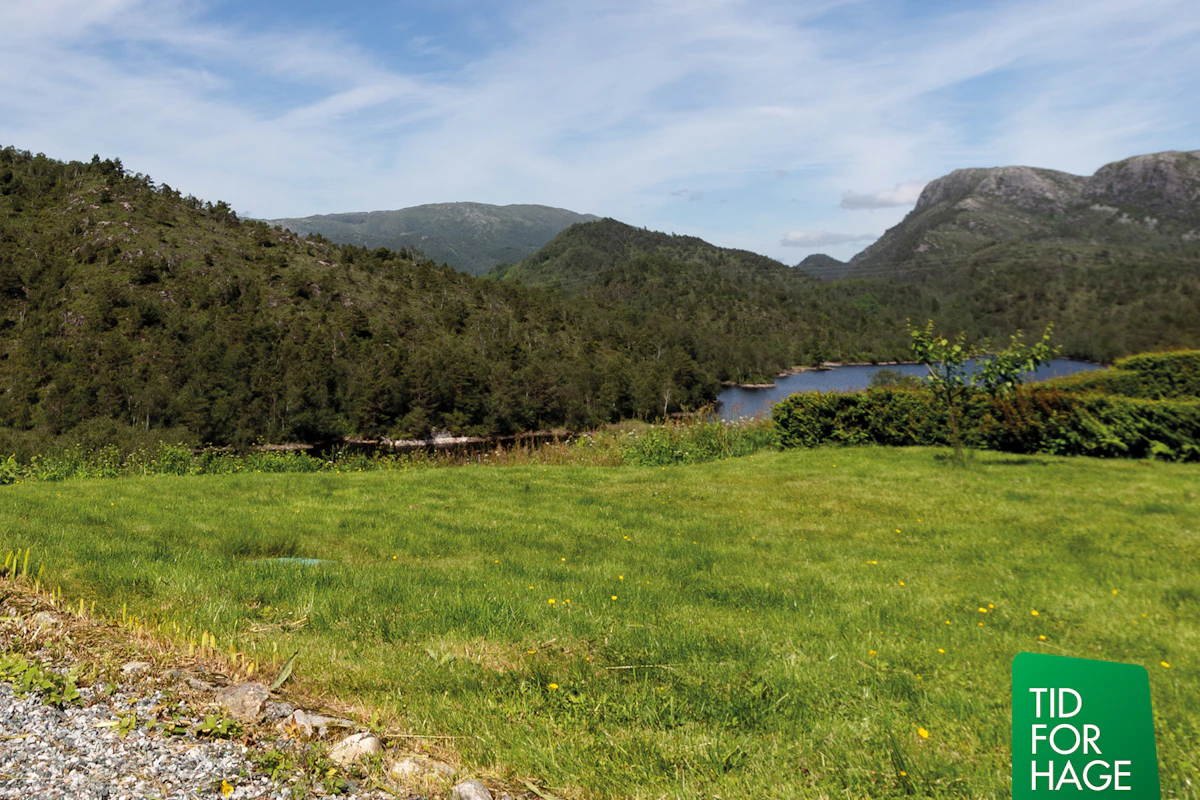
[1,0,1197,263]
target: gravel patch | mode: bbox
[0,677,388,799]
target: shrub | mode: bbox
[772,386,1200,461]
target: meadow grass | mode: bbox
[1,447,1197,798]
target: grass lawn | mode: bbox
[2,447,1197,798]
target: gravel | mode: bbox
[0,673,389,799]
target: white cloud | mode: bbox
[781,231,877,248]
[840,182,927,209]
[0,0,1196,262]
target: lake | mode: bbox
[716,358,1105,420]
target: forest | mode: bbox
[3,146,1199,448]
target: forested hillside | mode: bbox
[0,148,716,445]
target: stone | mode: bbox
[329,732,383,766]
[186,677,214,692]
[214,682,270,722]
[275,708,356,739]
[451,779,493,800]
[121,661,152,676]
[390,755,456,781]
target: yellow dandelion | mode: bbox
[494,559,499,563]
[528,649,537,654]
[1031,610,1039,616]
[1160,661,1170,669]
[611,595,617,601]
[987,603,994,609]
[1112,589,1119,595]
[548,683,559,690]
[918,727,929,739]
[900,770,907,776]
[392,555,398,560]
[561,557,566,562]
[978,622,984,627]
[895,529,901,533]
[564,599,570,604]
[221,780,234,798]
[623,536,630,540]
[945,620,951,625]
[1039,635,1046,640]
[869,650,876,656]
[937,648,945,654]
[978,607,987,613]
[548,599,555,605]
[899,581,905,586]
[618,575,624,580]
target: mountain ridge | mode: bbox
[268,202,598,276]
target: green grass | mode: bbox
[2,448,1198,798]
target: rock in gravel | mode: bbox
[451,779,494,800]
[276,708,357,739]
[330,732,384,766]
[120,661,153,676]
[215,681,271,722]
[391,755,457,781]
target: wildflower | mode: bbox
[1039,635,1046,641]
[987,603,994,609]
[548,599,555,605]
[561,557,566,562]
[937,648,945,654]
[945,620,951,625]
[548,683,559,690]
[618,575,624,580]
[528,649,536,654]
[392,555,398,560]
[611,595,617,601]
[1112,589,1119,595]
[222,780,234,797]
[900,771,907,776]
[1031,610,1039,616]
[895,529,901,533]
[494,559,499,563]
[978,608,987,613]
[899,581,905,586]
[978,622,984,627]
[1160,662,1170,669]
[868,650,876,656]
[918,727,929,739]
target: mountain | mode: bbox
[0,147,717,446]
[795,253,850,281]
[491,219,920,378]
[267,203,598,276]
[846,149,1200,278]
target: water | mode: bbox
[716,358,1105,421]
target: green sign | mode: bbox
[1012,653,1160,798]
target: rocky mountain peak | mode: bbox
[915,165,1085,215]
[1080,150,1200,219]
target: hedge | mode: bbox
[772,386,1200,461]
[1047,350,1200,399]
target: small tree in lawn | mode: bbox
[908,321,1058,463]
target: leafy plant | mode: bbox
[908,320,1056,462]
[196,713,243,738]
[0,654,82,708]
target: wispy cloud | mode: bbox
[781,231,877,248]
[0,0,1196,262]
[840,182,926,209]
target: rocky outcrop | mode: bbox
[1080,150,1200,219]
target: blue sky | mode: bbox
[1,0,1197,263]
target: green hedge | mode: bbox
[772,386,1200,461]
[1048,350,1200,399]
